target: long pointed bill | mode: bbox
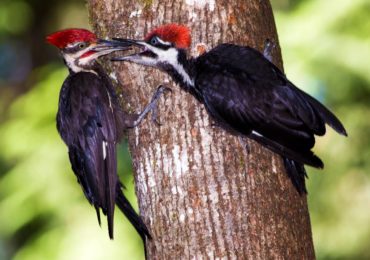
[108,39,157,65]
[92,39,131,52]
[111,38,146,47]
[79,39,131,64]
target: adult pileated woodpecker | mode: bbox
[46,29,168,240]
[110,24,347,194]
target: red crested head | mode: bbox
[145,24,191,49]
[46,29,97,49]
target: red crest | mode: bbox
[46,29,97,49]
[145,24,191,49]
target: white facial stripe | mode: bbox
[64,52,84,73]
[142,42,194,87]
[66,42,82,49]
[62,45,106,74]
[156,37,171,46]
[159,48,194,87]
[63,47,91,73]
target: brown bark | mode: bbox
[87,0,315,259]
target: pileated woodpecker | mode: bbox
[110,24,347,194]
[46,29,168,240]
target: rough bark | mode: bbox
[87,0,315,259]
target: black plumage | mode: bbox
[112,35,347,193]
[185,44,346,192]
[46,29,173,245]
[194,44,346,138]
[57,66,151,240]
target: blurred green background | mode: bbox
[0,0,369,259]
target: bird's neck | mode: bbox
[67,63,109,88]
[164,50,195,92]
[66,63,118,107]
[64,55,100,75]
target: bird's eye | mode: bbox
[78,43,86,49]
[150,37,158,45]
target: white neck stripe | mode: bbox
[148,45,194,87]
[172,61,194,87]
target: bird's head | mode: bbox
[46,28,129,73]
[111,24,191,69]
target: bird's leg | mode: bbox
[125,85,171,128]
[263,39,275,63]
[150,98,161,126]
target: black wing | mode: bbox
[195,44,346,167]
[57,72,119,239]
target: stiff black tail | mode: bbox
[295,86,347,136]
[248,133,322,194]
[249,132,324,168]
[115,183,152,242]
[283,158,307,194]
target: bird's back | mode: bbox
[57,71,119,238]
[193,43,346,166]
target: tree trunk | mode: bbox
[87,0,315,259]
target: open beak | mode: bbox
[109,38,156,62]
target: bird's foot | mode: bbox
[132,85,171,127]
[150,85,172,126]
[263,39,275,63]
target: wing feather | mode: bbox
[57,72,118,238]
[195,44,346,165]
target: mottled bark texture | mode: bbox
[87,0,315,259]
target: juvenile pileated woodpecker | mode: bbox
[110,24,347,193]
[46,29,168,240]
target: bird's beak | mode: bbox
[111,38,146,48]
[109,39,156,62]
[92,39,131,52]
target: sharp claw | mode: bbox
[156,85,172,94]
[264,39,275,49]
[150,103,162,126]
[145,84,172,127]
[164,87,173,93]
[154,118,162,126]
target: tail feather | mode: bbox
[296,87,347,136]
[104,146,116,240]
[283,158,307,194]
[95,206,101,226]
[115,183,152,242]
[248,133,318,194]
[249,132,324,168]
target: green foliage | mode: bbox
[0,0,33,35]
[275,0,370,258]
[0,66,144,260]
